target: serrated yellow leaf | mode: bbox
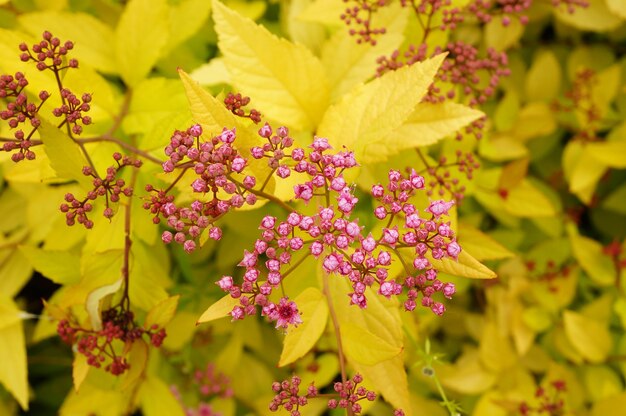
[342,324,402,365]
[197,294,239,323]
[563,310,612,363]
[567,226,615,286]
[18,246,80,285]
[485,16,523,51]
[503,179,557,217]
[212,0,329,130]
[428,249,497,279]
[321,3,407,101]
[0,303,28,410]
[390,101,484,148]
[525,50,561,102]
[39,121,92,189]
[144,295,179,329]
[458,223,514,261]
[72,354,89,392]
[279,287,328,366]
[86,278,122,331]
[114,0,169,87]
[318,54,445,164]
[140,377,185,416]
[556,0,622,32]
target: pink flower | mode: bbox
[258,123,272,138]
[426,199,455,217]
[446,241,461,258]
[276,165,290,178]
[413,257,430,270]
[191,179,207,193]
[217,276,233,290]
[220,128,236,143]
[311,137,332,151]
[269,298,302,329]
[162,160,174,172]
[251,147,264,158]
[294,184,313,201]
[189,124,202,137]
[361,235,377,252]
[260,216,276,229]
[161,231,173,244]
[431,302,446,316]
[323,253,340,273]
[382,227,399,245]
[231,157,246,173]
[374,206,387,219]
[238,250,257,267]
[443,283,456,299]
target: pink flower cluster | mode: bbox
[327,373,376,414]
[269,375,318,415]
[251,122,297,177]
[52,89,92,135]
[340,0,389,45]
[19,30,78,71]
[156,125,258,253]
[171,363,233,416]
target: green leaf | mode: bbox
[584,365,623,402]
[563,310,612,363]
[140,376,185,416]
[389,101,484,148]
[197,294,239,323]
[603,183,626,214]
[38,120,92,189]
[0,314,28,410]
[17,11,117,74]
[318,54,445,164]
[18,246,80,285]
[144,295,180,329]
[279,287,329,366]
[493,90,520,132]
[114,0,169,87]
[525,50,561,102]
[212,0,329,130]
[567,225,615,286]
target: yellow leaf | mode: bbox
[525,50,561,102]
[86,278,123,331]
[493,90,520,132]
[212,0,329,130]
[17,12,116,74]
[18,246,80,285]
[563,310,613,363]
[479,322,517,372]
[458,223,514,261]
[342,324,402,366]
[428,249,497,279]
[318,54,445,164]
[0,298,21,331]
[472,392,509,416]
[164,0,212,53]
[321,4,407,101]
[390,101,484,148]
[438,351,496,394]
[587,141,626,168]
[584,365,622,402]
[197,294,239,323]
[567,226,615,286]
[555,0,622,32]
[72,354,89,392]
[484,16,524,51]
[189,58,231,87]
[511,102,557,141]
[0,304,28,410]
[144,295,180,329]
[140,377,185,416]
[593,392,626,416]
[503,179,557,218]
[114,0,169,87]
[498,158,529,191]
[163,311,197,350]
[279,287,329,366]
[39,121,92,189]
[297,0,344,26]
[121,339,149,390]
[479,135,528,162]
[607,0,626,18]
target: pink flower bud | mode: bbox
[446,241,461,258]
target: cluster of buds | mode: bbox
[400,0,463,30]
[0,72,49,162]
[525,259,573,293]
[269,375,318,415]
[19,30,78,71]
[519,380,567,415]
[52,89,92,135]
[224,92,262,123]
[60,153,141,228]
[467,0,532,25]
[424,151,480,201]
[251,122,296,177]
[57,308,166,376]
[170,363,233,416]
[327,374,377,414]
[152,125,257,253]
[340,0,388,45]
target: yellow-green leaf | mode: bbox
[587,141,626,168]
[279,287,329,366]
[389,101,484,148]
[563,310,612,363]
[0,299,28,410]
[197,294,239,323]
[318,54,445,164]
[212,0,329,130]
[86,278,122,331]
[114,0,169,87]
[458,223,514,261]
[39,121,92,189]
[484,16,523,51]
[607,0,626,18]
[121,339,149,390]
[555,0,622,32]
[144,295,179,329]
[479,135,528,162]
[498,158,529,191]
[72,353,89,392]
[567,225,615,286]
[428,249,497,279]
[140,376,185,416]
[584,365,623,402]
[525,50,561,102]
[18,246,80,285]
[164,0,212,53]
[511,102,557,141]
[503,179,557,217]
[342,324,402,365]
[593,392,626,416]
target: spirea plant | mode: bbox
[1,0,626,415]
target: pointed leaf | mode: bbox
[0,300,28,410]
[197,294,239,323]
[212,0,329,130]
[525,50,561,102]
[140,376,185,416]
[86,278,123,331]
[567,225,615,286]
[115,0,169,87]
[587,141,626,168]
[563,310,612,363]
[18,246,80,285]
[279,287,329,366]
[144,295,180,329]
[342,324,402,365]
[428,249,497,279]
[458,224,514,261]
[503,179,557,217]
[318,54,445,164]
[72,353,89,392]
